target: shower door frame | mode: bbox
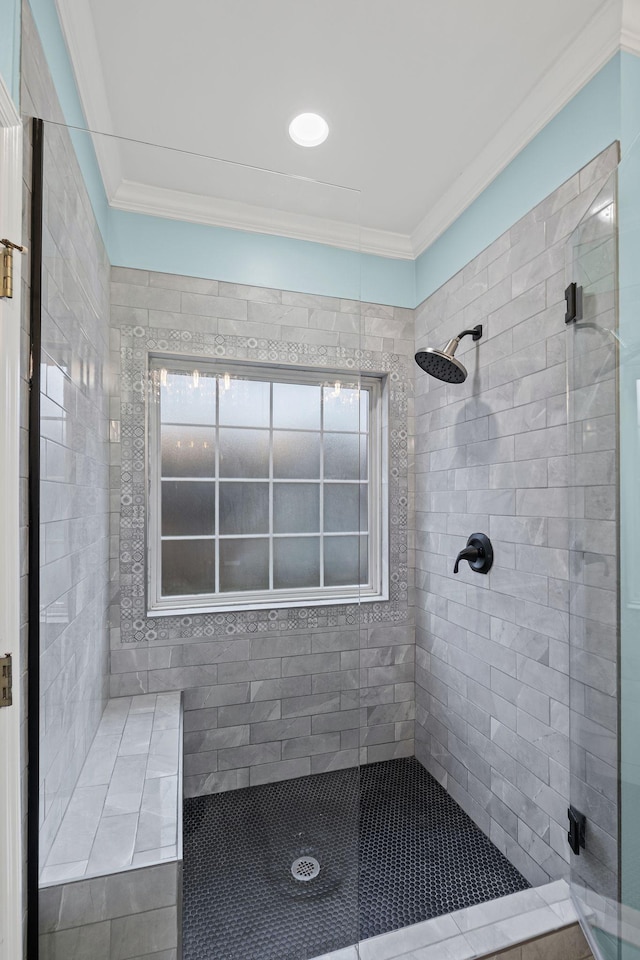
[0,78,24,960]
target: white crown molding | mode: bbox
[56,0,628,263]
[621,0,640,53]
[110,179,415,259]
[410,0,622,258]
[55,0,122,198]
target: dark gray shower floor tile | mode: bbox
[183,757,530,960]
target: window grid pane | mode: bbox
[156,364,373,604]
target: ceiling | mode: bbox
[56,0,623,258]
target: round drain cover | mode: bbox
[291,856,320,882]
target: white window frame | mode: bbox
[147,356,389,614]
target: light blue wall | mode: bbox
[415,55,621,305]
[0,0,20,105]
[109,209,415,306]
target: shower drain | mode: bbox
[291,856,320,882]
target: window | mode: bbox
[148,358,387,613]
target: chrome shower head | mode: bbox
[414,325,482,384]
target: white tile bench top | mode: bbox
[40,693,182,887]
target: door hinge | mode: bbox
[1,239,26,299]
[0,653,12,707]
[567,805,586,855]
[565,282,583,324]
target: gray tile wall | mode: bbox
[21,0,113,872]
[109,269,415,794]
[39,861,181,960]
[413,142,619,887]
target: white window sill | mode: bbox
[147,589,389,618]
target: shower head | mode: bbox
[415,324,482,384]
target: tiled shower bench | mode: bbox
[39,692,183,960]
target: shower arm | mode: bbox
[456,325,483,343]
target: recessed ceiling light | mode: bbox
[288,113,329,147]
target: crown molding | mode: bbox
[110,179,415,259]
[56,0,627,263]
[621,0,640,53]
[410,0,622,258]
[54,0,122,198]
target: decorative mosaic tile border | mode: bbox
[117,325,410,643]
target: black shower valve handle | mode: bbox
[453,545,480,574]
[453,533,493,575]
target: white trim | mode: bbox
[0,74,24,960]
[621,0,640,54]
[410,0,622,257]
[54,0,122,198]
[110,179,414,260]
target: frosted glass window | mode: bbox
[274,484,320,533]
[273,431,320,478]
[219,482,269,535]
[323,386,368,432]
[324,536,368,586]
[273,383,321,429]
[161,372,216,425]
[161,426,215,477]
[151,358,383,610]
[219,377,270,427]
[219,539,269,592]
[162,481,215,536]
[324,433,367,480]
[274,537,320,588]
[219,428,269,478]
[324,484,368,532]
[162,539,215,595]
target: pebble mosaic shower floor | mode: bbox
[183,757,529,960]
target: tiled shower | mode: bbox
[24,2,619,957]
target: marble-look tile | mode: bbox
[110,905,178,960]
[535,879,570,905]
[86,812,138,874]
[402,935,477,960]
[40,860,90,886]
[134,777,178,852]
[39,921,111,960]
[103,756,147,816]
[359,914,459,960]
[104,862,178,917]
[146,727,181,779]
[461,906,560,956]
[119,714,154,756]
[77,735,122,788]
[46,785,107,865]
[450,888,545,933]
[131,846,178,867]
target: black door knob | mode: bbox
[453,533,493,575]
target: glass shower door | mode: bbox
[566,170,620,958]
[34,120,365,960]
